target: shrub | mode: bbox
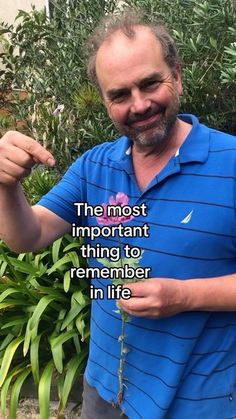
[0,235,90,419]
[127,0,236,133]
[0,1,118,173]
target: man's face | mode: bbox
[96,26,183,150]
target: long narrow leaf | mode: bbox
[38,360,54,419]
[30,334,42,385]
[50,338,63,374]
[52,237,63,264]
[0,337,24,387]
[61,303,84,330]
[0,261,7,277]
[0,301,27,309]
[63,242,81,252]
[0,362,27,415]
[50,330,78,348]
[59,351,88,411]
[63,270,71,293]
[67,251,80,268]
[1,318,27,330]
[29,295,56,331]
[23,318,33,356]
[8,257,38,274]
[0,288,22,303]
[46,254,72,274]
[0,333,14,352]
[9,367,31,419]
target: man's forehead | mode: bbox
[96,25,164,75]
[95,25,167,96]
[98,25,160,52]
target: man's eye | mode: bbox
[143,80,160,90]
[112,93,129,103]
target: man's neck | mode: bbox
[131,119,192,191]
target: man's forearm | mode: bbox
[184,274,236,312]
[119,274,236,318]
[0,183,41,252]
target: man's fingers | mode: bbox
[4,131,55,167]
[1,158,32,183]
[122,282,148,297]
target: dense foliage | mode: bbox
[0,234,90,418]
[0,0,235,173]
[0,0,235,416]
[130,0,236,133]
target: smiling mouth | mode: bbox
[129,112,163,130]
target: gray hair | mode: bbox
[87,8,180,90]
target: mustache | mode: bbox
[126,105,164,125]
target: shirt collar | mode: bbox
[108,114,210,165]
[177,114,210,164]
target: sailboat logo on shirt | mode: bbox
[181,210,193,224]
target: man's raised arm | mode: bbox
[0,131,70,252]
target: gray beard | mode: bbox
[114,109,179,151]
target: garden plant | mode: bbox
[0,0,235,417]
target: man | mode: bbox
[0,8,236,419]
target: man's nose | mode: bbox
[130,90,151,114]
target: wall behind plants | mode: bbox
[0,0,235,175]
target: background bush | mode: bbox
[0,0,235,173]
[0,0,235,416]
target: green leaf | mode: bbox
[38,360,54,419]
[75,314,86,340]
[0,363,27,415]
[0,288,21,303]
[58,352,87,412]
[0,301,26,309]
[52,237,63,263]
[50,330,77,349]
[30,334,41,385]
[67,251,81,267]
[63,270,71,293]
[61,292,87,330]
[0,261,8,277]
[63,242,81,252]
[9,367,31,419]
[0,336,24,387]
[34,251,50,268]
[47,254,72,274]
[9,258,38,274]
[0,333,14,352]
[50,336,63,374]
[1,317,27,330]
[225,45,236,57]
[29,295,56,331]
[73,290,87,305]
[23,318,38,357]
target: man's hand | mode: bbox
[118,279,189,319]
[0,131,55,185]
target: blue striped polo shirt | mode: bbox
[39,114,236,418]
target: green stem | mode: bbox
[118,311,126,404]
[117,235,126,404]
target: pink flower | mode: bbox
[96,192,134,226]
[109,192,129,206]
[52,104,64,116]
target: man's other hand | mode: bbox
[119,278,189,319]
[0,131,55,185]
